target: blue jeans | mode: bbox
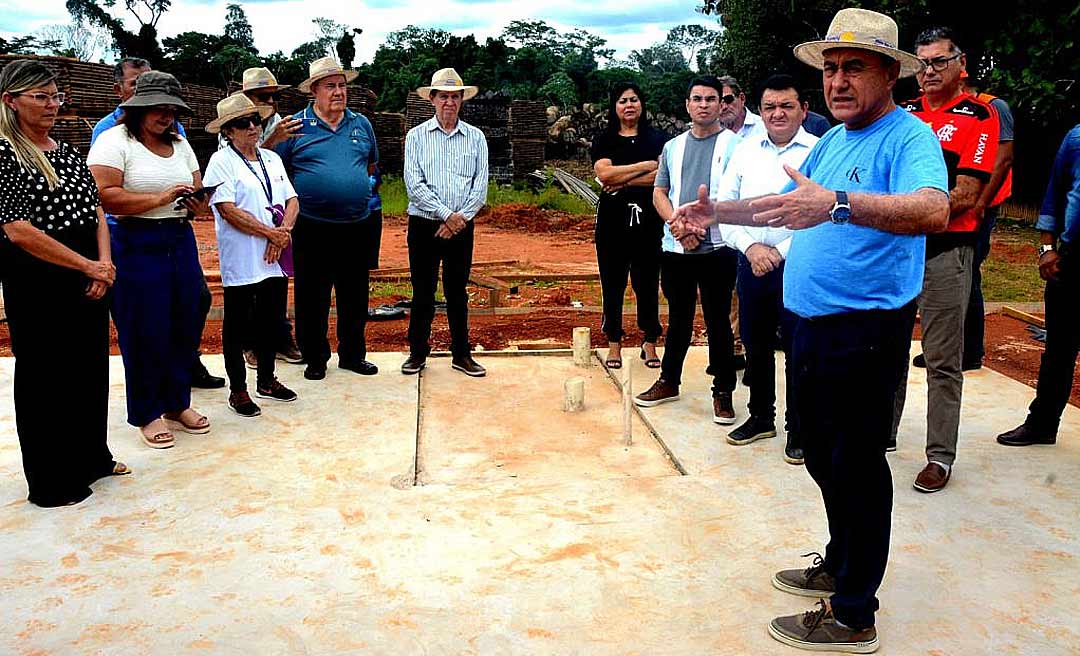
[111,220,204,426]
[736,256,797,430]
[792,303,915,629]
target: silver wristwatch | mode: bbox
[1038,244,1056,259]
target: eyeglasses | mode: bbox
[224,115,262,130]
[917,53,963,72]
[16,92,65,106]
[252,92,280,102]
[720,94,738,105]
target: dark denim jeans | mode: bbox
[792,303,916,630]
[737,255,797,430]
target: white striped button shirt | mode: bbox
[405,116,489,221]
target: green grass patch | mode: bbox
[369,280,443,302]
[983,219,1043,303]
[379,176,595,216]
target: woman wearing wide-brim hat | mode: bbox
[87,70,213,449]
[203,94,299,417]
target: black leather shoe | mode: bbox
[962,360,983,371]
[997,423,1056,446]
[451,355,486,377]
[304,364,327,381]
[401,354,426,375]
[784,431,804,465]
[191,361,226,389]
[339,359,378,375]
[912,353,926,368]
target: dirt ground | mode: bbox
[0,209,1071,406]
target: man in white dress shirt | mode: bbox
[718,74,820,463]
[402,67,489,377]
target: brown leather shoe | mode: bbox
[769,600,879,653]
[634,379,679,407]
[712,392,736,425]
[913,462,950,493]
[451,355,486,377]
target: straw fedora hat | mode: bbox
[241,67,290,93]
[793,8,924,78]
[415,67,478,100]
[120,71,192,113]
[298,56,358,93]
[205,93,275,134]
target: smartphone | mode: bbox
[174,183,223,209]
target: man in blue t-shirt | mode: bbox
[274,57,379,381]
[90,58,225,391]
[671,8,949,653]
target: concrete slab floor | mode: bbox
[0,348,1077,655]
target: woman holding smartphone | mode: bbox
[88,71,211,449]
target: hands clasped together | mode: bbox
[436,212,468,239]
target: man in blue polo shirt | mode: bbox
[90,58,225,390]
[275,57,379,381]
[672,8,949,652]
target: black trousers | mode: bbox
[4,246,116,507]
[292,217,377,367]
[407,216,474,358]
[737,256,797,430]
[792,303,915,630]
[223,276,288,392]
[594,211,663,343]
[1027,261,1079,433]
[659,249,736,393]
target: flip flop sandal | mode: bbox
[163,412,211,435]
[605,356,623,369]
[111,461,133,476]
[140,428,175,449]
[640,347,662,369]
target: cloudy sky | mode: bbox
[1,0,718,64]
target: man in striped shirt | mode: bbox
[402,68,489,377]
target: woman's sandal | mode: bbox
[640,343,662,369]
[605,343,623,369]
[110,461,133,476]
[163,409,211,435]
[140,423,175,449]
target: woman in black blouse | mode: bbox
[0,59,128,507]
[591,83,667,369]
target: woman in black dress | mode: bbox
[590,83,667,369]
[0,59,128,507]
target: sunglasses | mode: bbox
[252,92,280,102]
[223,115,262,130]
[720,94,738,105]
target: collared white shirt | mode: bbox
[405,116,489,221]
[735,110,765,139]
[717,126,819,258]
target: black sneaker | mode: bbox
[229,391,261,417]
[997,423,1057,446]
[785,432,804,465]
[452,355,486,377]
[885,438,897,453]
[772,552,836,597]
[191,360,226,389]
[255,378,297,402]
[304,364,327,381]
[727,415,776,445]
[769,600,879,654]
[339,359,378,375]
[401,353,426,375]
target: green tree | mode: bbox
[224,4,255,53]
[65,0,168,62]
[0,35,57,55]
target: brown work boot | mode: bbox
[634,379,679,407]
[772,552,836,597]
[913,462,950,493]
[769,600,879,653]
[712,391,735,425]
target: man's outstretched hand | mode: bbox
[670,184,715,237]
[749,165,832,230]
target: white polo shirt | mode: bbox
[717,126,819,259]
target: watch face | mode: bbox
[831,204,851,223]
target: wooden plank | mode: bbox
[1001,305,1046,329]
[493,273,599,283]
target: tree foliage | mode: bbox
[223,4,255,53]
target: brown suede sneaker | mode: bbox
[772,552,836,597]
[634,379,680,407]
[913,462,950,493]
[712,392,736,425]
[769,600,879,653]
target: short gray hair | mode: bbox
[716,75,742,96]
[113,57,150,82]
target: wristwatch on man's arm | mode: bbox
[829,190,851,224]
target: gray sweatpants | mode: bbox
[892,244,974,466]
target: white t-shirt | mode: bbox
[86,124,199,220]
[202,146,297,287]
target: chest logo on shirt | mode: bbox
[935,123,958,142]
[847,166,863,183]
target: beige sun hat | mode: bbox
[415,67,478,100]
[242,67,290,93]
[793,8,924,78]
[205,93,275,134]
[298,56,358,93]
